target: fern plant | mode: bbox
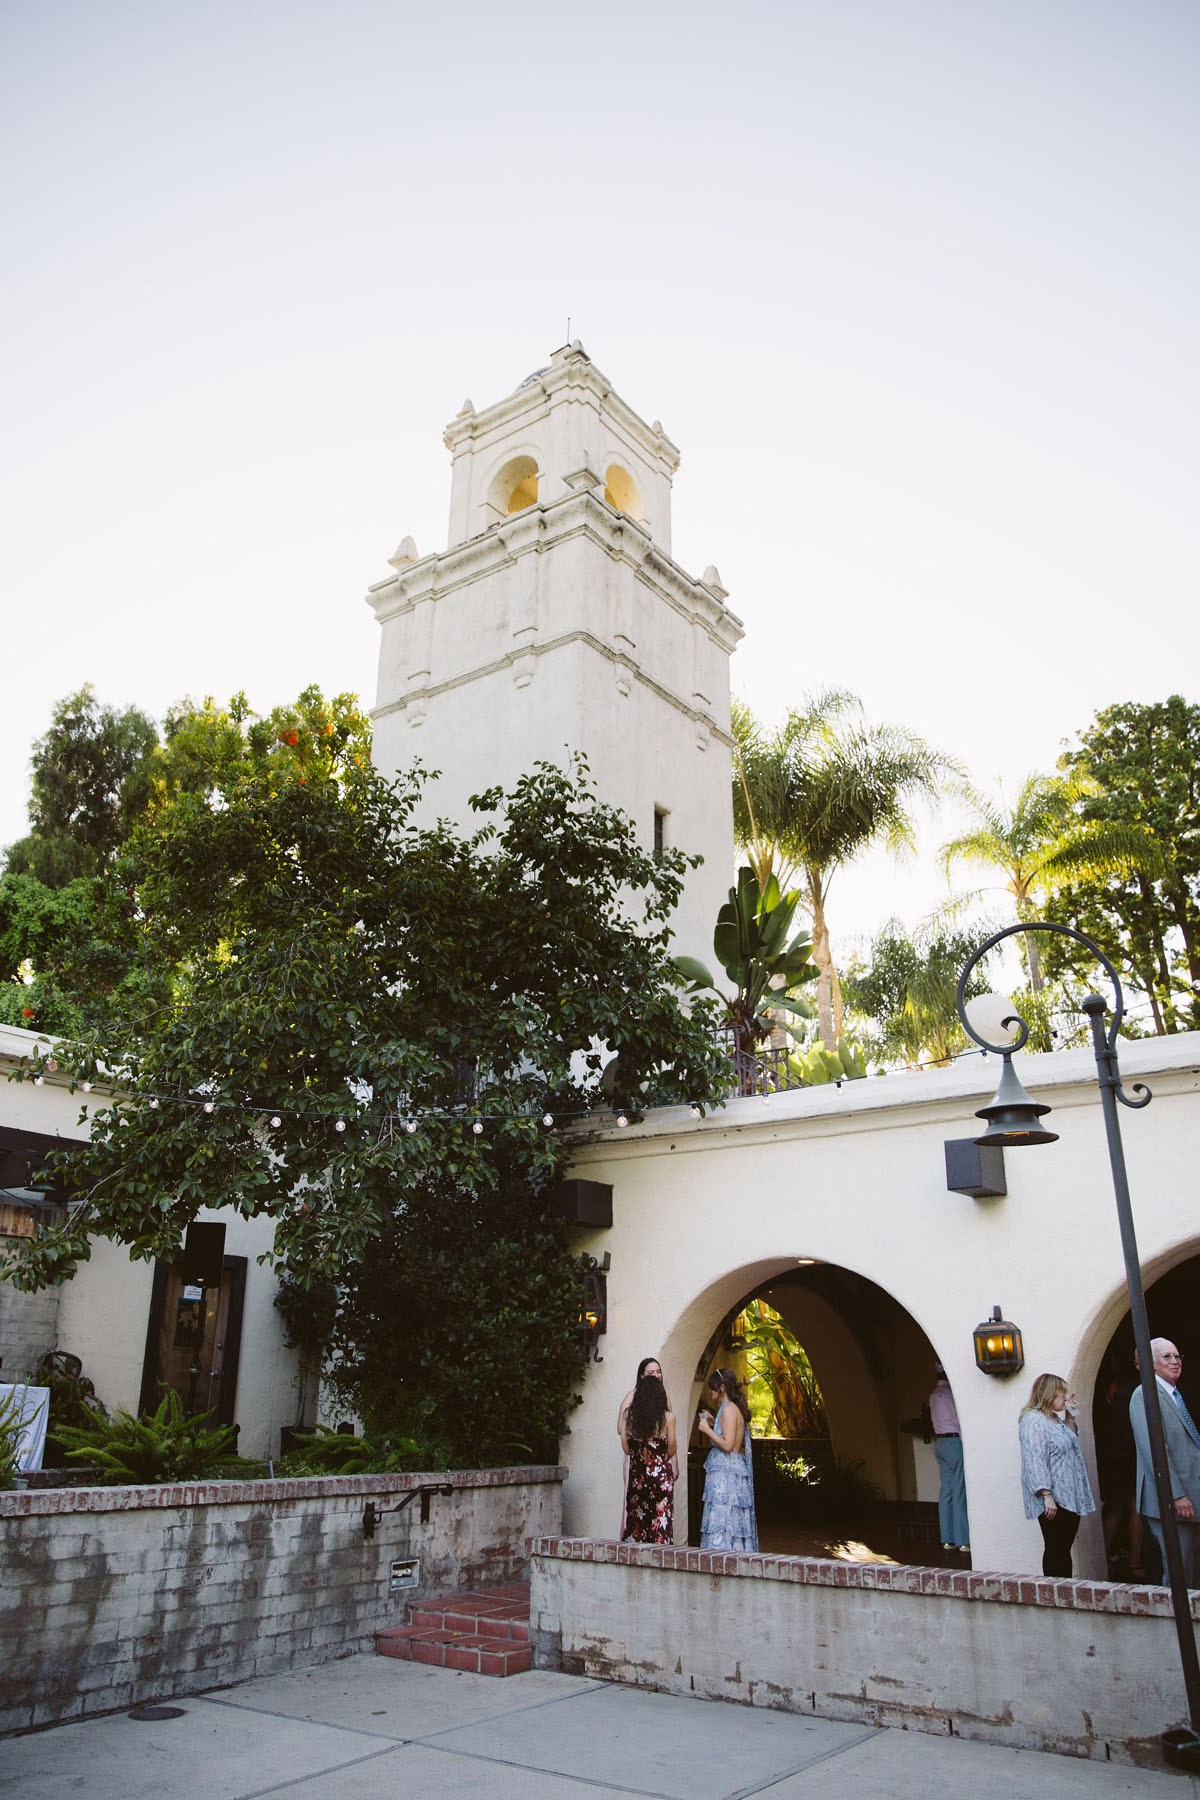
[0,1389,26,1488]
[54,1388,237,1484]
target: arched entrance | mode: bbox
[1088,1246,1200,1582]
[675,1259,959,1563]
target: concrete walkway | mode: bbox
[1,1654,1197,1799]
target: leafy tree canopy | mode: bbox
[732,692,953,1044]
[1,685,370,1037]
[842,918,994,1068]
[5,752,729,1465]
[1046,696,1200,1033]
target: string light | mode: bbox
[18,1036,1003,1146]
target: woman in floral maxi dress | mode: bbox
[698,1368,758,1551]
[620,1373,677,1543]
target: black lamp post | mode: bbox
[956,920,1200,1759]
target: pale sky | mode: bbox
[3,0,1197,959]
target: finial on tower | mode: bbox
[388,535,420,569]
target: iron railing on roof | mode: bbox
[714,1026,805,1098]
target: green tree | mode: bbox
[1049,697,1200,1033]
[4,754,728,1466]
[4,686,159,887]
[842,919,993,1067]
[1,686,372,1037]
[939,773,1163,1005]
[673,865,816,1061]
[732,694,951,1044]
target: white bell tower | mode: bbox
[366,341,742,966]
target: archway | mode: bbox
[604,463,643,519]
[675,1260,954,1562]
[488,454,539,516]
[1088,1245,1200,1582]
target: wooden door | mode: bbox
[139,1256,246,1428]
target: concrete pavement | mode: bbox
[1,1654,1197,1799]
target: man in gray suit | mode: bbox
[1129,1338,1200,1584]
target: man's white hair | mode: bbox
[1151,1337,1180,1357]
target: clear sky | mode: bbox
[3,0,1197,955]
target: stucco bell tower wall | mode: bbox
[366,343,743,970]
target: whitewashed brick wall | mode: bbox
[529,1537,1198,1768]
[0,1466,563,1733]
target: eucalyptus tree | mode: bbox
[732,693,951,1045]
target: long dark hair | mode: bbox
[709,1367,751,1425]
[628,1374,669,1441]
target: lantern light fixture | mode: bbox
[973,1305,1025,1376]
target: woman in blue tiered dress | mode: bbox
[698,1368,758,1551]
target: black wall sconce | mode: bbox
[579,1252,609,1362]
[944,1139,1007,1199]
[973,1305,1025,1376]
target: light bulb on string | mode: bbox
[617,1114,629,1128]
[33,1075,44,1087]
[406,1120,417,1134]
[270,1116,281,1129]
[149,1098,159,1110]
[472,1120,484,1135]
[203,1102,214,1114]
[82,1081,93,1092]
[335,1119,346,1133]
[542,1113,554,1128]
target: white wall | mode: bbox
[1,1027,301,1458]
[559,1032,1200,1578]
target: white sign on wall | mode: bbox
[0,1384,50,1473]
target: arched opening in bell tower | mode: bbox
[604,464,643,520]
[489,454,539,516]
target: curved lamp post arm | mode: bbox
[955,919,1199,1745]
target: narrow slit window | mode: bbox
[653,807,667,856]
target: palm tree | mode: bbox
[732,694,951,1045]
[939,775,1163,996]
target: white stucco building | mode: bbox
[3,344,1197,1597]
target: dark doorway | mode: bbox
[1090,1250,1200,1582]
[139,1255,246,1427]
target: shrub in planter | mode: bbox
[54,1388,237,1483]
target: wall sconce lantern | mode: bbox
[973,1305,1025,1376]
[579,1252,609,1362]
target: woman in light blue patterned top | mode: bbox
[698,1368,758,1552]
[1018,1372,1096,1577]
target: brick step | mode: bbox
[375,1581,531,1677]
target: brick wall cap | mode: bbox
[524,1535,1200,1622]
[0,1465,566,1517]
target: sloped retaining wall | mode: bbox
[0,1466,563,1734]
[528,1537,1198,1767]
